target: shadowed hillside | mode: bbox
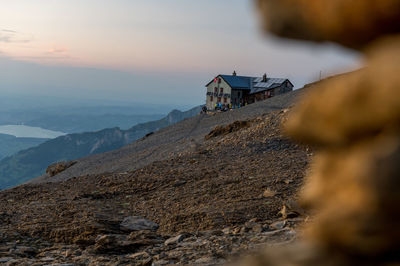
[0,106,201,190]
[0,134,49,160]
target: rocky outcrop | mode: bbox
[120,216,159,232]
[46,161,77,177]
[205,120,250,140]
[0,220,299,265]
[93,232,163,254]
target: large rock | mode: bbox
[120,216,159,232]
[93,233,162,254]
[285,37,400,147]
[46,161,77,177]
[256,0,400,49]
[249,0,400,265]
[280,39,400,265]
[164,234,185,245]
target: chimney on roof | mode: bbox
[262,73,267,82]
[232,70,237,76]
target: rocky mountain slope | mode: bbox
[0,88,310,265]
[0,106,201,190]
[31,89,305,185]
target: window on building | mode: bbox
[214,87,218,93]
[218,78,221,84]
[217,97,221,103]
[220,88,223,94]
[210,96,214,102]
[224,97,227,103]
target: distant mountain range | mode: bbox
[0,106,201,190]
[0,134,49,160]
[23,113,165,133]
[0,113,165,134]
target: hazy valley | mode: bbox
[0,106,200,190]
[0,133,49,161]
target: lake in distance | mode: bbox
[0,125,66,139]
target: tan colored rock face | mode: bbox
[256,0,400,49]
[281,35,400,266]
[250,0,400,265]
[46,161,77,177]
[302,134,400,257]
[285,37,400,147]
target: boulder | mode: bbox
[250,1,400,263]
[263,188,277,197]
[164,234,185,245]
[127,251,152,266]
[120,216,159,232]
[270,220,287,230]
[279,200,305,219]
[46,161,77,177]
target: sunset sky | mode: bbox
[0,0,361,107]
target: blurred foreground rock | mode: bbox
[256,0,400,49]
[284,39,400,265]
[249,0,400,265]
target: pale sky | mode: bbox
[0,0,361,107]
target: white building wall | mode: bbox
[205,76,232,110]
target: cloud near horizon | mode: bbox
[0,29,32,43]
[47,46,68,54]
[1,29,17,33]
[45,46,72,60]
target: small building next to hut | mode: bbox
[205,72,294,110]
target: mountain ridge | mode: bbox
[31,88,305,185]
[0,133,49,160]
[0,106,201,190]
